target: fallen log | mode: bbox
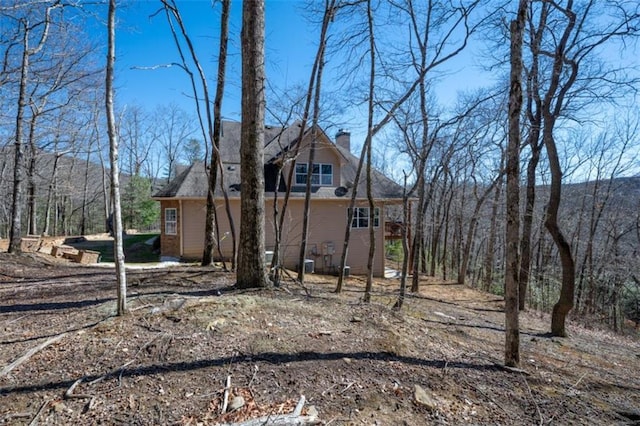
[0,333,66,378]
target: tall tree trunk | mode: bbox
[94,113,111,234]
[518,139,541,309]
[8,22,30,254]
[363,0,376,302]
[80,137,93,236]
[518,0,545,311]
[297,123,318,282]
[237,0,268,289]
[106,0,127,315]
[8,5,57,250]
[541,1,578,338]
[202,0,230,266]
[545,129,575,337]
[505,0,526,367]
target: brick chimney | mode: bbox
[335,129,351,152]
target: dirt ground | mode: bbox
[1,251,639,425]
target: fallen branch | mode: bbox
[89,333,166,385]
[433,311,457,322]
[248,365,259,387]
[1,412,32,423]
[28,400,52,426]
[495,363,530,376]
[521,374,543,426]
[218,395,319,426]
[338,382,355,394]
[221,375,232,414]
[88,360,135,386]
[571,371,588,389]
[64,378,96,412]
[0,333,66,378]
[279,267,311,297]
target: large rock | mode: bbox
[414,384,438,411]
[229,395,245,411]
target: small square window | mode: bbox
[165,208,177,235]
[349,207,380,228]
[295,162,333,186]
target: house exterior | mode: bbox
[153,120,404,277]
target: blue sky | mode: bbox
[108,0,495,160]
[115,1,321,120]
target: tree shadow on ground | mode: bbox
[0,350,503,396]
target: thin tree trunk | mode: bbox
[106,0,127,315]
[297,123,318,282]
[483,170,503,291]
[80,137,93,236]
[519,139,541,309]
[394,174,410,310]
[297,1,338,280]
[458,177,501,285]
[294,0,339,281]
[519,1,545,310]
[26,112,39,236]
[202,0,230,266]
[42,150,61,237]
[363,0,376,302]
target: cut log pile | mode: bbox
[20,236,100,264]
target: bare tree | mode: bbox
[505,0,527,368]
[106,0,127,315]
[160,0,235,269]
[201,0,230,267]
[516,0,640,336]
[335,0,483,293]
[120,104,153,176]
[237,0,269,289]
[7,2,60,253]
[152,103,196,182]
[296,0,337,284]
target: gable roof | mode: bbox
[153,120,404,200]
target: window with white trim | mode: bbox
[349,207,380,229]
[295,163,333,186]
[165,208,177,235]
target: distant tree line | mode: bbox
[0,0,204,238]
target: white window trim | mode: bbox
[349,207,380,229]
[165,208,177,235]
[295,162,333,186]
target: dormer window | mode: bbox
[295,163,333,186]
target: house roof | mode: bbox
[153,120,404,201]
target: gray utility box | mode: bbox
[303,259,314,273]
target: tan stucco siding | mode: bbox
[182,200,207,258]
[160,200,181,258]
[161,197,386,276]
[213,200,241,257]
[270,199,385,276]
[281,137,344,188]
